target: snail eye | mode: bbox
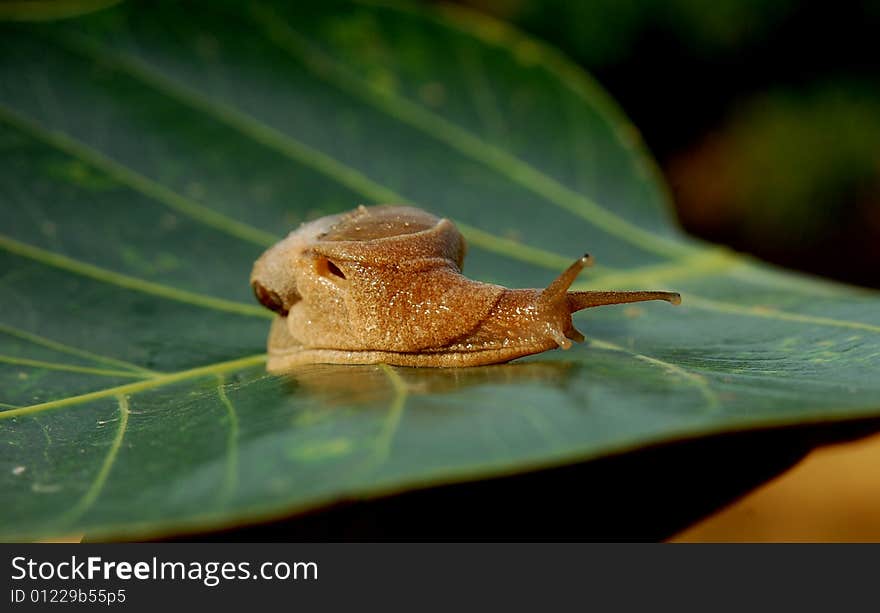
[316,257,346,281]
[252,281,288,315]
[326,260,346,279]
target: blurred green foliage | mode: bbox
[449,0,880,285]
[670,84,880,245]
[464,0,796,66]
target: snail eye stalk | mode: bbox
[566,290,681,313]
[539,254,681,313]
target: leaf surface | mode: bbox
[1,0,879,540]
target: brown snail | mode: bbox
[250,205,680,371]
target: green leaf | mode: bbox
[1,0,878,541]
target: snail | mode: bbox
[250,205,680,371]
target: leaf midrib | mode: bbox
[1,330,719,424]
[0,353,268,419]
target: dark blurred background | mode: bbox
[442,0,880,288]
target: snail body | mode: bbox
[250,205,680,371]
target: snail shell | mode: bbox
[250,205,680,371]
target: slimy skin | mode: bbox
[250,205,680,371]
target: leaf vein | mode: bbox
[47,28,577,272]
[0,355,151,379]
[0,233,270,319]
[59,393,129,526]
[373,364,408,466]
[252,3,696,259]
[685,296,880,334]
[590,338,720,412]
[0,354,267,419]
[0,323,159,375]
[215,375,240,504]
[0,104,277,248]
